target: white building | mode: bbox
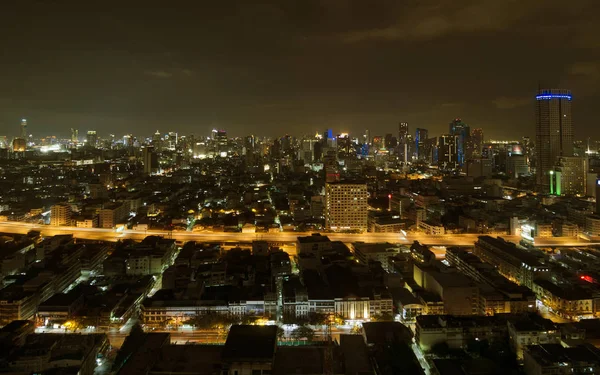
[50,203,72,226]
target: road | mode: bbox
[0,221,533,245]
[0,222,595,251]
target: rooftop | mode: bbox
[533,279,591,301]
[297,234,331,244]
[222,325,277,363]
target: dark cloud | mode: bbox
[0,0,599,139]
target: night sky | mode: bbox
[1,0,599,139]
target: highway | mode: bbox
[0,221,594,247]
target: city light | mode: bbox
[536,94,572,100]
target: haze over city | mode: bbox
[2,0,600,138]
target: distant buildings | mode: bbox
[449,118,470,166]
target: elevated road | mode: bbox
[0,221,594,247]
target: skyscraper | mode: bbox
[449,119,470,166]
[70,128,78,143]
[415,128,428,160]
[535,89,573,192]
[20,118,27,139]
[471,128,483,157]
[143,145,158,175]
[86,130,98,148]
[438,134,458,168]
[398,122,409,163]
[552,156,587,196]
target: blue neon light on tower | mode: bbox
[449,119,470,167]
[536,90,572,101]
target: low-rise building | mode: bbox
[533,279,593,318]
[524,344,600,375]
[418,220,445,235]
[352,242,401,272]
[0,285,38,326]
[415,315,508,352]
[508,314,560,360]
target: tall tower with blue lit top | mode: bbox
[535,89,573,193]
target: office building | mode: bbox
[552,156,587,195]
[471,128,483,157]
[449,118,470,166]
[399,122,409,162]
[535,89,573,192]
[507,154,529,178]
[70,128,78,143]
[12,138,26,152]
[214,129,228,154]
[466,158,493,178]
[143,145,158,175]
[325,181,369,232]
[86,130,98,147]
[50,203,72,226]
[20,118,27,139]
[153,130,162,151]
[98,203,129,229]
[438,134,457,168]
[415,128,428,160]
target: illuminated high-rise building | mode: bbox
[471,128,483,157]
[551,156,587,196]
[438,134,458,168]
[153,130,162,151]
[398,122,409,163]
[325,181,368,232]
[535,89,573,193]
[50,203,72,226]
[12,138,26,153]
[86,130,98,147]
[449,119,470,166]
[415,128,428,160]
[70,128,78,143]
[143,145,158,175]
[20,118,27,139]
[215,130,228,154]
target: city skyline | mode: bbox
[2,1,600,139]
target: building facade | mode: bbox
[325,182,368,232]
[535,89,573,193]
